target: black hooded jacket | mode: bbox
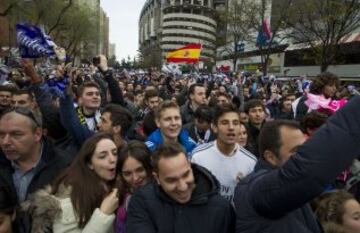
[126,164,235,233]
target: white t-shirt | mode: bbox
[191,141,257,201]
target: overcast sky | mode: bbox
[100,0,145,61]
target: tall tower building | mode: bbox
[139,0,218,63]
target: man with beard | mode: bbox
[191,104,256,201]
[127,142,235,233]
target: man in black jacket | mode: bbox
[127,142,235,233]
[234,96,360,233]
[244,99,266,157]
[180,83,207,124]
[0,107,72,203]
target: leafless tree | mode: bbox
[255,0,294,75]
[218,0,260,71]
[286,0,360,71]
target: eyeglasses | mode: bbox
[2,107,42,128]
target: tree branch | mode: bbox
[48,0,73,34]
[0,3,16,16]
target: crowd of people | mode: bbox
[1,54,360,233]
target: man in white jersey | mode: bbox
[191,104,257,201]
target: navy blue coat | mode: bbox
[234,96,360,233]
[126,164,235,233]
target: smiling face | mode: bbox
[89,139,118,181]
[78,87,101,110]
[121,156,149,191]
[154,152,195,204]
[156,107,182,141]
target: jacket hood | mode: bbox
[155,164,220,205]
[21,184,70,233]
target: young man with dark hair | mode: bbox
[144,89,160,110]
[180,83,207,124]
[12,89,36,109]
[59,55,138,148]
[127,142,235,233]
[75,81,102,131]
[234,96,360,233]
[97,104,133,148]
[244,99,266,156]
[274,97,294,120]
[191,104,256,200]
[183,105,216,144]
[145,100,196,155]
[136,89,160,121]
[0,85,15,114]
[216,92,231,106]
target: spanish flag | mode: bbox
[166,44,202,63]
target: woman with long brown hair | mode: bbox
[25,133,119,233]
[115,140,152,233]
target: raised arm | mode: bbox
[59,82,94,147]
[250,96,360,218]
[96,55,126,106]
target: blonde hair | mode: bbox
[154,100,179,120]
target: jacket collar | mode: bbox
[254,158,277,172]
[148,128,188,146]
[248,121,264,134]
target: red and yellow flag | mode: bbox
[166,44,202,63]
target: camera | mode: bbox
[92,57,100,66]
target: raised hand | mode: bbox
[100,188,119,215]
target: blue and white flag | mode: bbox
[16,23,56,58]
